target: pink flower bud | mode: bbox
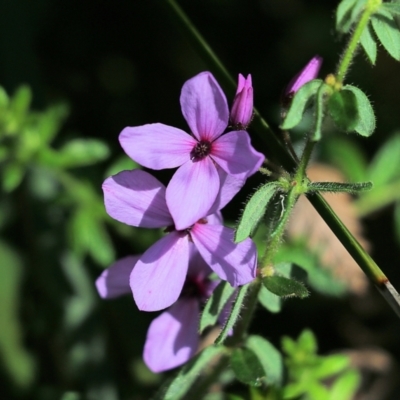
[230,74,253,129]
[285,55,323,96]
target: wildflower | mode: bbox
[119,71,264,230]
[102,169,257,311]
[285,55,323,96]
[230,74,253,129]
[95,250,228,372]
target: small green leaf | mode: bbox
[235,182,278,243]
[2,162,25,192]
[382,3,400,16]
[368,133,400,186]
[231,348,266,387]
[327,90,359,132]
[37,103,69,145]
[372,10,400,60]
[245,335,284,386]
[54,139,110,168]
[342,85,375,137]
[297,329,318,354]
[159,345,227,400]
[105,155,140,178]
[258,285,281,313]
[336,0,359,32]
[360,24,377,64]
[328,369,360,400]
[0,86,9,108]
[280,79,322,130]
[262,275,308,299]
[314,354,350,379]
[199,281,236,334]
[10,85,32,120]
[307,181,373,194]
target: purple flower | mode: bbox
[230,74,253,129]
[119,71,264,230]
[95,250,223,373]
[102,169,257,312]
[285,55,323,96]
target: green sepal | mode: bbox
[360,23,377,64]
[372,9,400,61]
[262,275,309,299]
[234,182,279,243]
[307,181,373,194]
[215,284,250,345]
[327,90,359,132]
[156,345,228,400]
[199,280,236,334]
[280,79,323,130]
[342,85,376,137]
[245,335,284,386]
[231,347,267,387]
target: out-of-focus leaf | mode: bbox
[314,354,349,379]
[342,85,375,137]
[382,3,400,15]
[245,335,284,386]
[10,85,32,122]
[336,0,366,33]
[36,103,69,145]
[231,347,266,387]
[258,285,281,313]
[368,133,400,187]
[0,240,35,388]
[328,369,360,400]
[69,208,115,267]
[2,162,25,192]
[297,329,318,354]
[280,80,322,130]
[360,24,377,64]
[235,182,278,243]
[105,156,140,178]
[200,281,236,333]
[372,9,400,60]
[54,139,110,168]
[0,86,9,109]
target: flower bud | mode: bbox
[285,55,323,96]
[230,74,253,129]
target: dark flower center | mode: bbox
[181,275,209,299]
[190,140,212,161]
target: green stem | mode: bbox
[336,0,381,83]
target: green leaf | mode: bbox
[0,86,9,108]
[2,162,25,192]
[234,182,278,243]
[328,369,360,400]
[307,181,373,194]
[280,79,322,130]
[262,275,309,299]
[215,284,250,345]
[160,345,227,400]
[327,90,359,132]
[105,155,140,178]
[199,281,236,333]
[55,139,110,168]
[0,240,35,388]
[245,335,284,386]
[360,24,377,64]
[372,10,400,60]
[37,103,69,145]
[336,0,359,32]
[382,3,400,16]
[231,348,267,387]
[258,285,281,313]
[297,329,318,354]
[10,85,32,120]
[342,85,375,137]
[368,133,400,186]
[314,354,349,379]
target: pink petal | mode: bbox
[102,170,173,228]
[119,124,195,169]
[207,167,245,215]
[130,231,190,311]
[166,157,220,230]
[191,223,257,286]
[95,256,140,299]
[143,299,199,373]
[211,131,264,179]
[180,71,229,142]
